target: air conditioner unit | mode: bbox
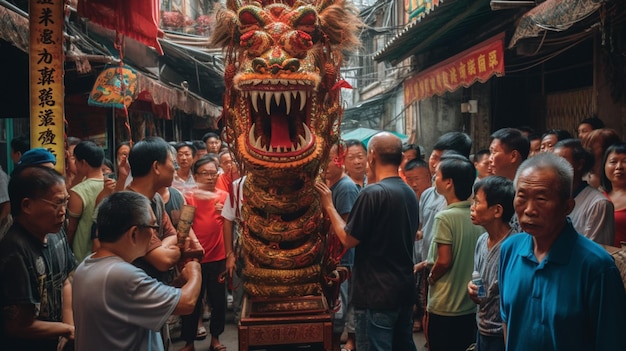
[461,100,478,114]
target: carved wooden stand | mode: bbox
[238,295,333,351]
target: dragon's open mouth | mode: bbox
[241,80,316,160]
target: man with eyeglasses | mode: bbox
[125,138,204,349]
[179,156,229,351]
[125,137,203,282]
[72,191,202,351]
[0,166,77,350]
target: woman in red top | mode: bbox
[602,143,626,248]
[179,156,229,351]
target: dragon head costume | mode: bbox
[211,0,361,299]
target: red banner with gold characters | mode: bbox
[404,33,505,105]
[29,0,65,173]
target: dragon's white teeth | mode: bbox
[247,88,309,114]
[248,122,313,153]
[303,123,312,143]
[249,123,256,145]
[298,135,307,150]
[265,93,272,115]
[299,91,306,111]
[280,79,288,86]
[250,91,259,112]
[273,92,281,107]
[283,92,291,114]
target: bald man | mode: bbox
[316,132,419,351]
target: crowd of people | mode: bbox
[317,117,626,351]
[0,133,231,351]
[1,116,626,351]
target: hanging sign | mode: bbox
[29,0,65,173]
[404,33,505,105]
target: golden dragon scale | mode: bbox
[211,0,362,300]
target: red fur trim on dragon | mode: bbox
[210,0,362,303]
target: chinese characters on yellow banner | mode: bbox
[404,34,505,105]
[29,0,65,172]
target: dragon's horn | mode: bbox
[226,0,242,11]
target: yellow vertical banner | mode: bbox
[29,0,65,173]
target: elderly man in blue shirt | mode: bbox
[499,152,626,350]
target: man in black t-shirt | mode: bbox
[316,132,419,351]
[0,166,77,350]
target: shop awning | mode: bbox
[374,0,500,65]
[404,34,505,104]
[0,3,28,53]
[509,0,604,48]
[136,73,221,119]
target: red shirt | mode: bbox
[215,173,232,193]
[604,191,626,247]
[185,189,228,263]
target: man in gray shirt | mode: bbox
[72,192,201,351]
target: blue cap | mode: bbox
[18,148,57,166]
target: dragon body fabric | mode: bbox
[211,0,361,299]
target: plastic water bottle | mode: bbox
[472,271,486,298]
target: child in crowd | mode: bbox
[467,176,515,351]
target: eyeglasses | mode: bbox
[196,171,219,178]
[38,196,70,211]
[137,224,160,231]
